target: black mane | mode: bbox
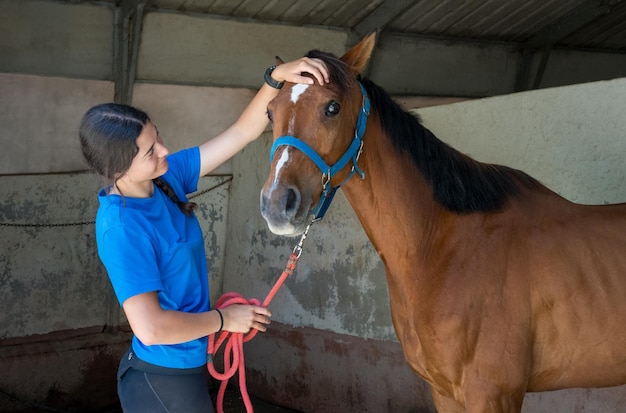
[306,50,540,213]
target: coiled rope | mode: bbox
[207,225,311,413]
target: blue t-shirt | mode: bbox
[96,147,209,369]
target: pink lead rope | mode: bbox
[207,225,311,413]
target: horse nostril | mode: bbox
[285,187,300,217]
[260,186,301,223]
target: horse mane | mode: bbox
[306,49,541,213]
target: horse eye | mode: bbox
[266,109,273,123]
[325,101,340,117]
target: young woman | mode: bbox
[79,57,328,413]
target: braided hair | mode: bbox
[79,103,197,216]
[153,176,197,217]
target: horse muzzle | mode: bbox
[259,184,311,236]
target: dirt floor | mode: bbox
[1,387,300,413]
[0,380,303,413]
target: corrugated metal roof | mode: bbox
[143,0,626,52]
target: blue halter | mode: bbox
[270,82,370,220]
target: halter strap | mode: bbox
[270,82,370,220]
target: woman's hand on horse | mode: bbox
[221,304,272,333]
[273,57,329,86]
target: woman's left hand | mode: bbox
[271,57,329,86]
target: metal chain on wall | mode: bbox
[0,177,232,228]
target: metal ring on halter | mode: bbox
[322,171,331,188]
[292,224,311,257]
[356,140,364,162]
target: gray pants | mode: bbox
[117,347,215,413]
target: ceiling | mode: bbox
[128,0,626,53]
[71,0,625,99]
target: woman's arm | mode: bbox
[197,57,329,177]
[123,292,271,345]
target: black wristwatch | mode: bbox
[264,65,284,89]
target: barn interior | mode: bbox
[1,1,626,412]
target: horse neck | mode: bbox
[340,120,444,267]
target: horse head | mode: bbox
[260,33,376,236]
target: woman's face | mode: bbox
[124,122,170,183]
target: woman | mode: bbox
[79,58,328,413]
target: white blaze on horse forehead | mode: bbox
[288,84,309,135]
[291,84,309,103]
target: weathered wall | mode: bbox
[224,78,626,411]
[0,173,115,339]
[0,170,229,412]
[0,0,113,79]
[0,74,114,175]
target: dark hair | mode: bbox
[79,103,197,216]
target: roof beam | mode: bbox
[352,0,416,41]
[515,0,618,91]
[524,0,615,49]
[113,0,148,104]
[350,0,417,78]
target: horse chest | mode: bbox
[392,310,468,397]
[386,271,477,385]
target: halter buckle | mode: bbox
[322,170,331,188]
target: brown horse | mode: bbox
[259,33,626,412]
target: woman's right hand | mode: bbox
[220,304,272,333]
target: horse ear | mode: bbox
[275,55,285,65]
[340,32,377,75]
